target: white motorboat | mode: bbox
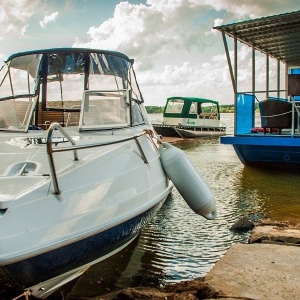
[0,48,216,299]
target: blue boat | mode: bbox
[214,11,300,168]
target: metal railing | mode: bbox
[46,122,149,195]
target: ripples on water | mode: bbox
[62,113,300,298]
[133,138,252,286]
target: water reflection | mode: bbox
[241,167,300,223]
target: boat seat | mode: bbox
[38,110,65,129]
[259,99,297,134]
[199,113,217,119]
[37,101,81,129]
[66,105,81,127]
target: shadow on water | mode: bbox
[54,134,300,299]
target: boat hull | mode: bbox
[0,129,173,298]
[1,201,165,298]
[153,124,182,137]
[153,124,226,138]
[175,127,226,138]
[221,135,300,168]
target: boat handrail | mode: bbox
[46,122,149,195]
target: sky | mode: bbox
[0,0,300,106]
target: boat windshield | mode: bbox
[79,90,130,131]
[0,49,147,132]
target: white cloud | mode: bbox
[138,56,234,104]
[0,0,296,105]
[72,0,300,105]
[73,1,215,68]
[74,0,300,69]
[40,11,59,29]
[0,0,39,37]
[190,0,300,19]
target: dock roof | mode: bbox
[214,10,300,66]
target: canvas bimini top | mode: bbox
[5,47,132,63]
[163,96,220,120]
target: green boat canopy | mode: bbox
[163,96,220,119]
[166,96,219,105]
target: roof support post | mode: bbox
[221,31,236,94]
[252,46,256,127]
[277,60,280,99]
[252,47,255,96]
[266,54,269,99]
[234,34,237,135]
[285,63,288,99]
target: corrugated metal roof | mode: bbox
[214,10,300,66]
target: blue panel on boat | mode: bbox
[290,68,300,101]
[221,136,300,147]
[233,144,300,167]
[236,94,255,134]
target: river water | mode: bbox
[62,113,300,299]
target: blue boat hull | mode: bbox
[221,136,300,168]
[0,202,163,293]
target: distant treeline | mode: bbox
[145,105,235,113]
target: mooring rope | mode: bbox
[260,110,293,118]
[12,290,31,300]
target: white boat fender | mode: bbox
[158,142,217,220]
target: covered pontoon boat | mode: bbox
[214,10,300,168]
[153,96,226,138]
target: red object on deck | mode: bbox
[250,127,279,133]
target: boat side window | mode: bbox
[165,99,184,113]
[131,100,145,126]
[199,103,218,119]
[189,102,198,115]
[0,55,40,99]
[0,97,36,131]
[0,64,10,98]
[0,54,40,131]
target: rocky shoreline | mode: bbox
[83,219,300,300]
